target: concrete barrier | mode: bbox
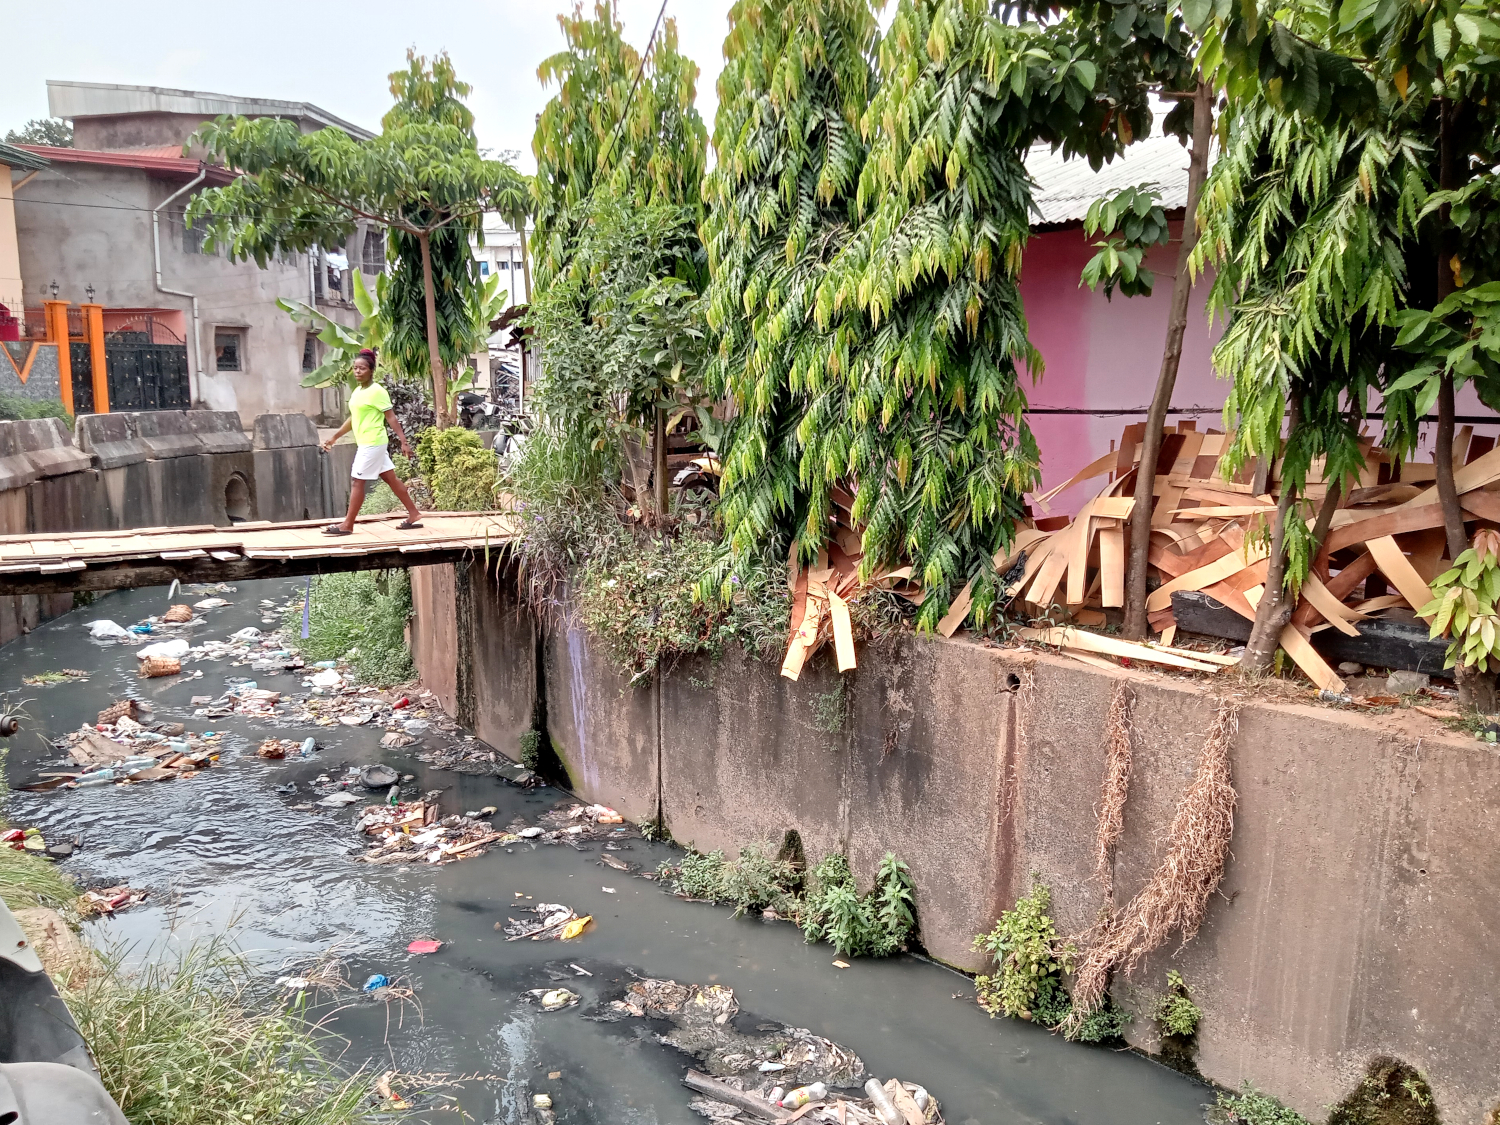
[133,410,204,459]
[253,413,319,450]
[11,418,90,477]
[74,413,149,469]
[0,424,41,493]
[188,410,253,455]
[409,562,1500,1124]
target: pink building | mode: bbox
[1019,133,1495,515]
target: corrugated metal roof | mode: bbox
[1025,131,1194,226]
[15,145,235,185]
[0,142,50,172]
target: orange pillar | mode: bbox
[43,300,73,416]
[81,303,107,413]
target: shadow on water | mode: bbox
[1,578,1210,1125]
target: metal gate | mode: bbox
[69,343,94,414]
[104,323,191,411]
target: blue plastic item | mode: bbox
[129,624,152,635]
[362,974,390,992]
[300,737,317,755]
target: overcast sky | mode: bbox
[2,1,746,172]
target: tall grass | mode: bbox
[0,744,77,911]
[58,944,382,1125]
[283,571,414,686]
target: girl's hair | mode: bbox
[355,348,377,368]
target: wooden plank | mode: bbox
[1325,504,1445,554]
[1294,550,1378,629]
[829,590,857,670]
[1099,526,1125,608]
[1199,579,1258,622]
[1300,573,1363,637]
[1033,450,1118,509]
[1278,624,1346,692]
[1146,542,1268,613]
[936,579,974,638]
[1092,496,1134,520]
[1018,626,1224,673]
[1366,535,1435,616]
[1396,445,1500,510]
[1065,500,1098,605]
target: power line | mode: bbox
[597,0,670,174]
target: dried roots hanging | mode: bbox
[1095,682,1136,902]
[1066,701,1239,1034]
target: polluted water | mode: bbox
[2,577,1211,1124]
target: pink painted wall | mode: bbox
[1019,223,1497,515]
[1019,222,1221,515]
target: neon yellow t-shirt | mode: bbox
[348,382,393,446]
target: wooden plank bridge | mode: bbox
[0,513,517,595]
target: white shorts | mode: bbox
[351,444,395,480]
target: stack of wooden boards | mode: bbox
[780,419,1500,691]
[995,420,1500,690]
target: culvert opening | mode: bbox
[224,474,251,522]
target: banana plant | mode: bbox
[443,271,509,412]
[1421,529,1500,672]
[277,270,388,390]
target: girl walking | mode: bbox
[320,348,423,534]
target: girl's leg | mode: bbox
[341,478,368,532]
[378,469,422,523]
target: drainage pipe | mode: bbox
[152,168,208,407]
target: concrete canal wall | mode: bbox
[0,409,353,644]
[410,560,1500,1124]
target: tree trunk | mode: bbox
[1122,79,1215,639]
[519,222,532,304]
[1240,391,1303,674]
[653,404,669,524]
[1433,97,1489,708]
[418,229,450,429]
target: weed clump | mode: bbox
[799,853,917,958]
[0,833,76,912]
[659,846,916,958]
[1210,1085,1313,1125]
[283,570,413,686]
[1328,1058,1438,1125]
[971,877,1130,1043]
[58,944,374,1125]
[1155,969,1201,1038]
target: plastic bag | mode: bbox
[87,620,129,640]
[136,639,190,661]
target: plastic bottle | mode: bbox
[781,1083,827,1109]
[767,1087,784,1107]
[864,1079,902,1125]
[300,737,317,755]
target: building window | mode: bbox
[177,208,210,255]
[480,260,490,276]
[215,330,243,372]
[301,335,317,371]
[362,229,386,273]
[498,260,510,272]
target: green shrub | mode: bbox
[662,849,728,900]
[0,392,69,424]
[416,426,498,511]
[1156,969,1202,1038]
[800,852,917,958]
[0,833,76,912]
[1327,1057,1438,1125]
[1211,1086,1313,1125]
[283,570,413,686]
[973,879,1073,1021]
[359,452,413,515]
[60,943,377,1125]
[518,729,543,771]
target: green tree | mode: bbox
[188,50,529,427]
[703,0,880,581]
[527,3,709,521]
[4,119,71,147]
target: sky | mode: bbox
[1,1,741,173]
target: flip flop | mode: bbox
[322,524,353,536]
[397,519,424,530]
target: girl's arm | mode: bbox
[385,409,413,459]
[320,418,352,451]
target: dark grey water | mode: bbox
[2,579,1209,1125]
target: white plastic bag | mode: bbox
[86,620,129,640]
[231,627,262,641]
[136,638,191,661]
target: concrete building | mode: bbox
[468,213,529,398]
[11,80,382,424]
[0,143,48,324]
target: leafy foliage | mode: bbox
[284,570,413,686]
[972,878,1072,1021]
[1080,184,1170,299]
[1420,529,1500,671]
[415,426,499,511]
[5,118,71,147]
[1155,969,1202,1038]
[658,843,801,916]
[0,392,70,425]
[188,50,528,418]
[799,852,917,958]
[1210,1085,1313,1125]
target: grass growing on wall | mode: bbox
[283,571,413,686]
[0,392,70,425]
